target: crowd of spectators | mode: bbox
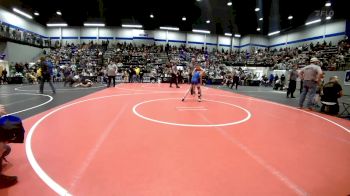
[1,37,349,86]
[248,39,350,71]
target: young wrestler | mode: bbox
[182,65,204,102]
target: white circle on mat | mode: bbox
[132,98,251,127]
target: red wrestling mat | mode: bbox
[1,83,350,196]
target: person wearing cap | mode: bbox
[298,57,323,110]
[320,76,343,115]
[0,105,17,188]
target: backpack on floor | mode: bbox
[0,115,25,143]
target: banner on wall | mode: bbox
[345,70,350,85]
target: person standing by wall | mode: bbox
[139,66,144,83]
[128,66,134,83]
[107,61,117,87]
[280,74,286,90]
[298,58,323,110]
[268,73,274,86]
[134,66,141,83]
[230,69,240,90]
[286,65,298,98]
[1,69,7,84]
[39,57,56,94]
[169,62,180,88]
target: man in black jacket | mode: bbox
[169,63,180,88]
[287,65,298,98]
[39,57,56,94]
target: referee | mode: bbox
[169,62,180,88]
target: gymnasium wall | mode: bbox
[3,41,44,63]
[187,33,205,49]
[218,36,233,52]
[166,31,186,47]
[206,35,218,52]
[238,35,269,52]
[239,36,251,51]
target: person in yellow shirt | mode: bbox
[134,66,141,82]
[36,67,42,81]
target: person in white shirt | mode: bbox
[107,62,117,87]
[298,57,323,110]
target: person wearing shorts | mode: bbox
[182,66,204,102]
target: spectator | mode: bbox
[320,76,343,115]
[280,74,286,90]
[286,65,298,98]
[1,69,7,84]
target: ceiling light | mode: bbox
[234,34,241,38]
[325,2,331,7]
[257,28,261,31]
[192,29,210,34]
[268,31,280,36]
[196,0,201,1]
[255,8,260,12]
[305,19,321,25]
[288,15,293,20]
[259,17,263,21]
[84,23,105,27]
[150,14,154,18]
[326,16,332,20]
[47,23,68,27]
[225,33,232,36]
[56,11,62,15]
[13,8,33,19]
[227,2,232,6]
[34,12,39,16]
[182,16,186,21]
[122,24,143,28]
[160,26,179,31]
[206,20,210,24]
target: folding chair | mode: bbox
[339,102,350,117]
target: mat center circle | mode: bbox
[132,98,251,127]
